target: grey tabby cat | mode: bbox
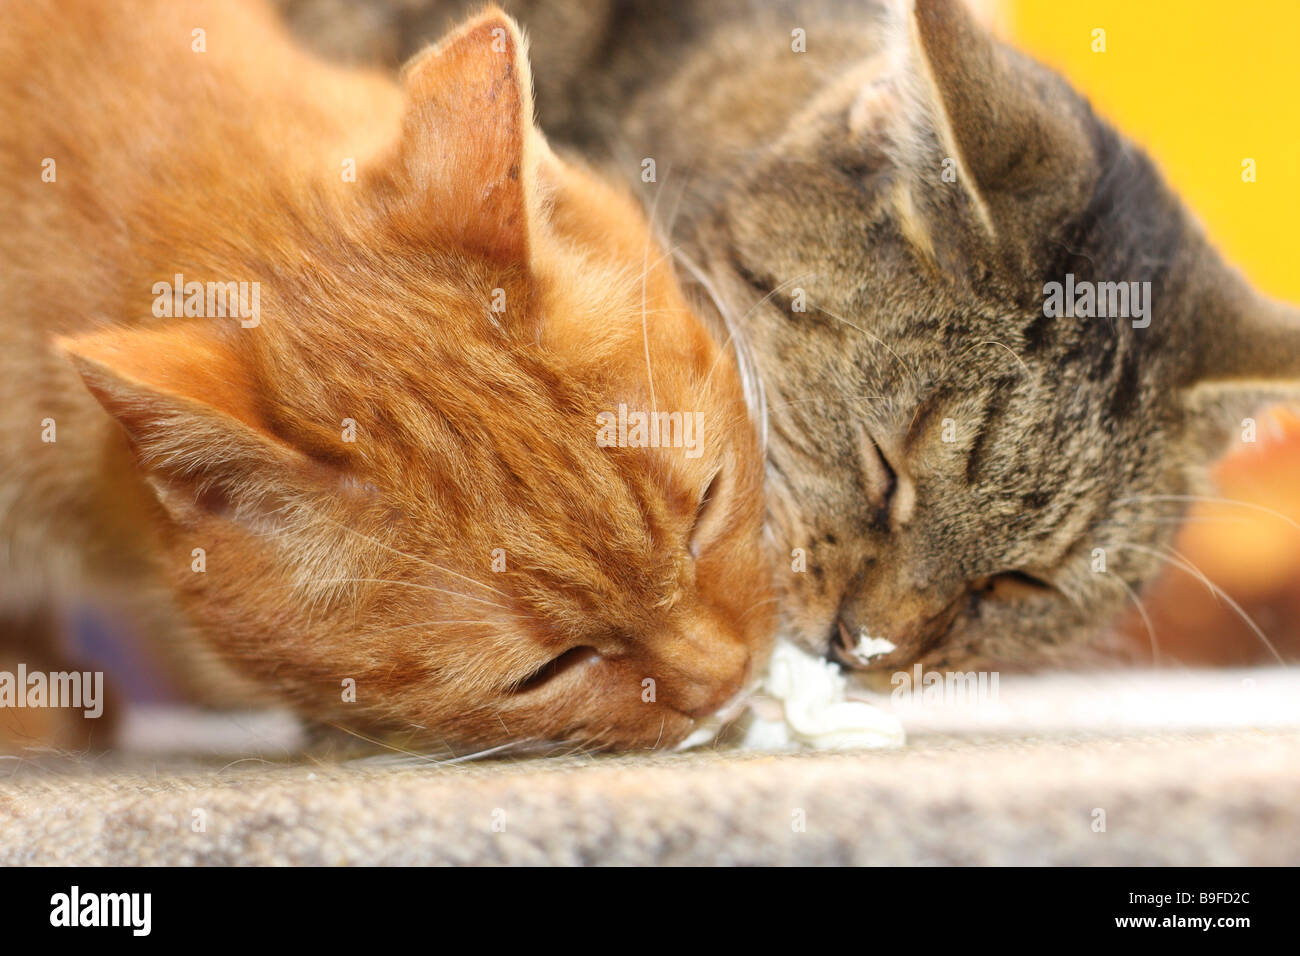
[280,0,1300,671]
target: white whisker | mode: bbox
[308,509,510,599]
[673,248,769,450]
[812,303,920,391]
[961,339,1030,377]
[270,577,507,611]
[1099,570,1161,664]
[641,165,675,415]
[1116,494,1300,535]
[1109,542,1287,665]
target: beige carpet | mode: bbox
[2,669,1298,865]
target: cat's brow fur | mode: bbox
[280,0,1300,670]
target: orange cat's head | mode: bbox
[59,10,773,751]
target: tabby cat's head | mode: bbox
[61,11,772,751]
[689,0,1300,670]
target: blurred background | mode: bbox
[985,0,1300,665]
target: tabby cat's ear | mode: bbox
[58,323,334,528]
[895,0,1092,242]
[1176,269,1300,454]
[376,8,537,270]
[1184,275,1300,394]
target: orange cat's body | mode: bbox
[0,0,773,751]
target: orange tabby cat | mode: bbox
[0,0,772,752]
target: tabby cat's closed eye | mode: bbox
[971,571,1057,603]
[860,433,897,519]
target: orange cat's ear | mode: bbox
[378,8,537,270]
[57,324,330,528]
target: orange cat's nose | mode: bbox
[642,629,752,719]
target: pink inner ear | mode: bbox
[387,12,534,268]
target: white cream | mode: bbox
[852,633,897,662]
[740,638,905,751]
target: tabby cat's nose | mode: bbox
[829,619,899,669]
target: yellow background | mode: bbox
[1003,0,1299,303]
